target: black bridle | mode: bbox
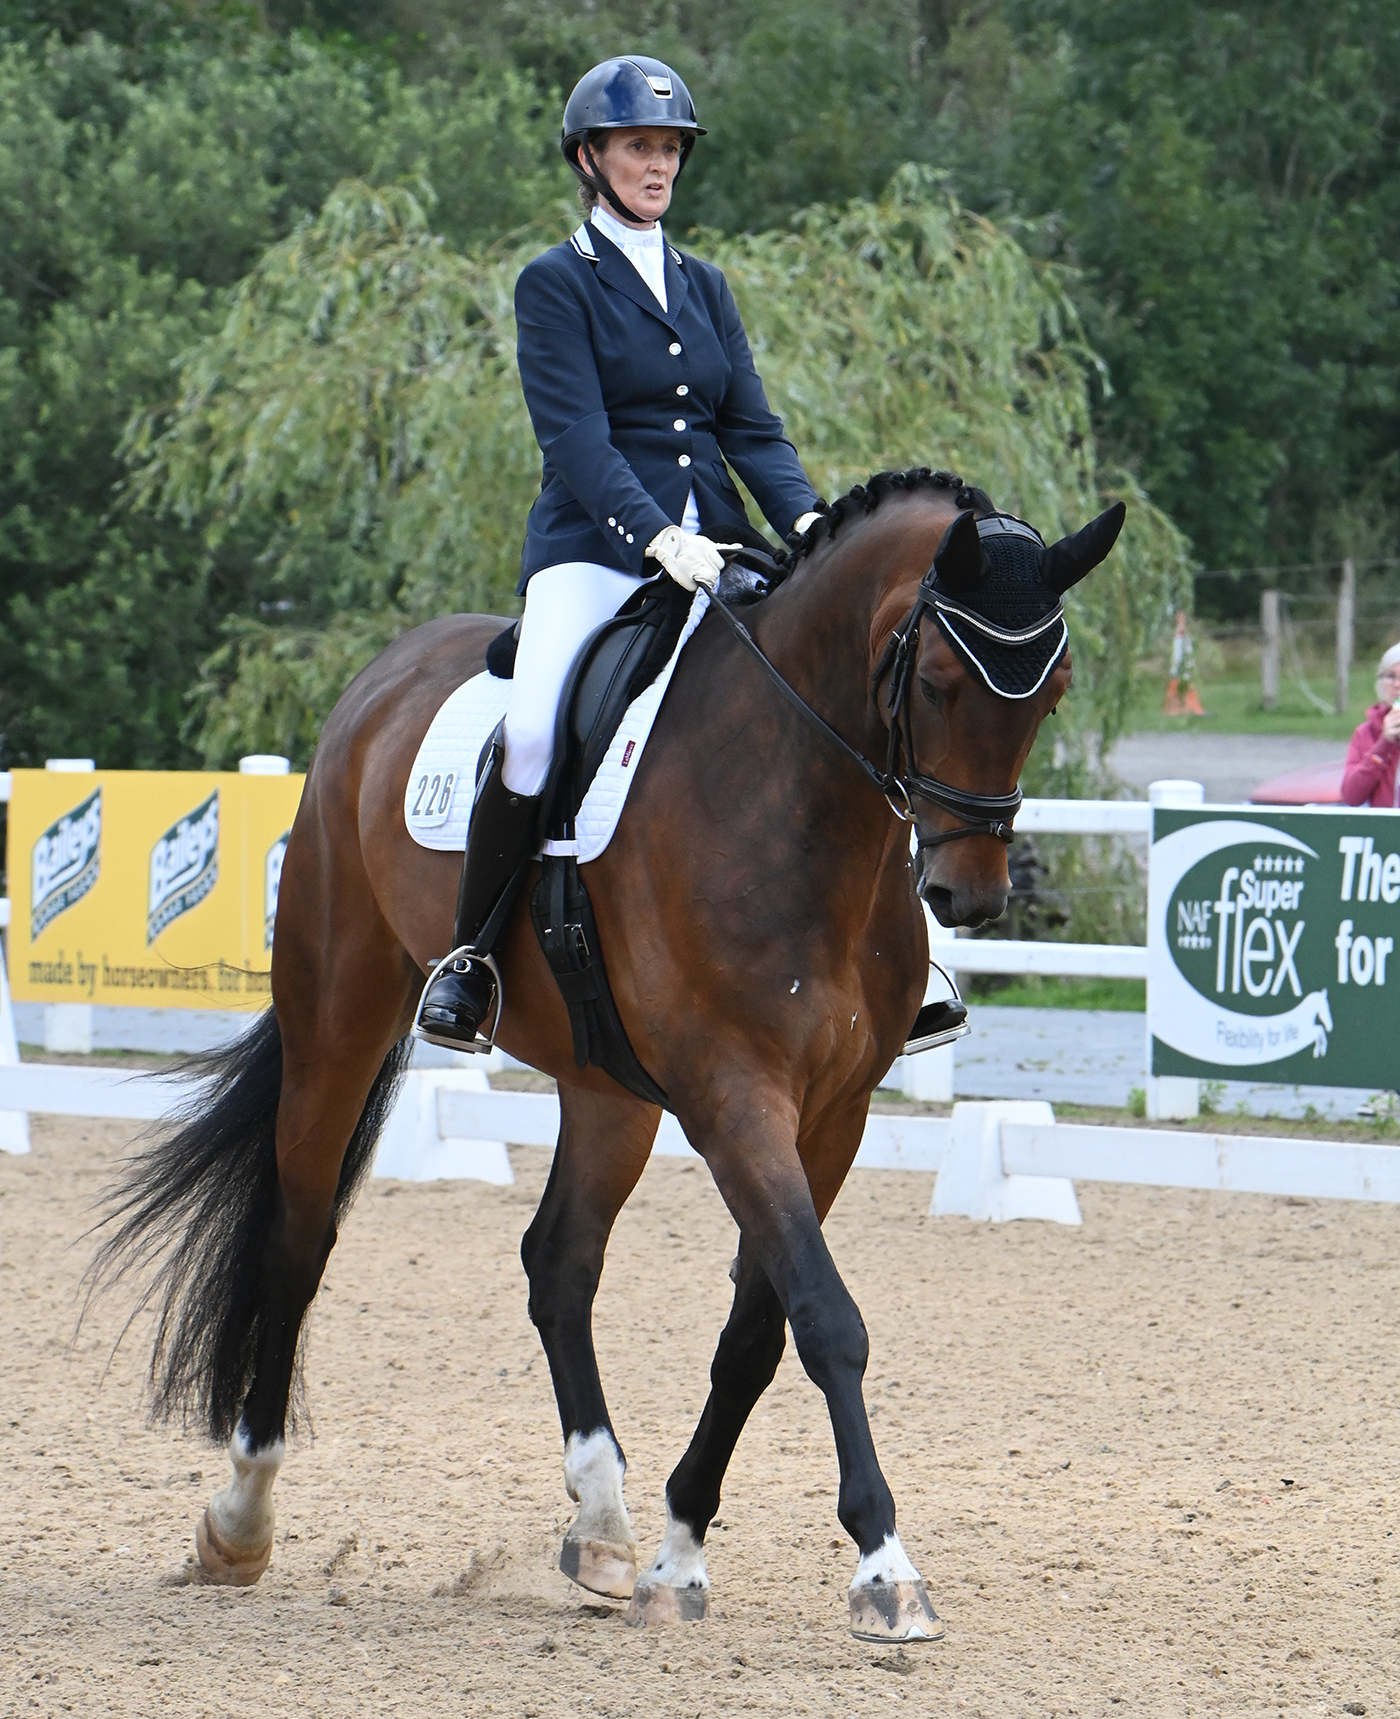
[706,561,1026,850]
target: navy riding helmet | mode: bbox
[561,56,705,221]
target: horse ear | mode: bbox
[1039,502,1127,596]
[932,510,989,593]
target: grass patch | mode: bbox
[1125,665,1369,742]
[962,973,1145,1011]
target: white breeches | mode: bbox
[501,562,647,795]
[502,490,700,796]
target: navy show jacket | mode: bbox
[514,220,819,590]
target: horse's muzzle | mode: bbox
[918,865,1009,930]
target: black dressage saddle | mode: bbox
[483,571,707,1107]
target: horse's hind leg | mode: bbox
[196,863,416,1584]
[520,1082,659,1601]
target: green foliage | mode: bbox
[129,170,1190,770]
[5,0,1393,777]
[0,23,559,766]
[964,974,1146,1010]
[126,181,546,761]
[930,0,1400,587]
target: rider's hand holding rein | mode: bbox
[646,525,734,592]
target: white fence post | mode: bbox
[1145,779,1203,1121]
[929,1100,1081,1224]
[372,1067,513,1184]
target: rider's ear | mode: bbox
[931,510,988,593]
[1039,501,1127,595]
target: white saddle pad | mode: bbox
[405,589,709,862]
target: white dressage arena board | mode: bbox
[404,589,708,862]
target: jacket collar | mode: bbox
[573,221,688,328]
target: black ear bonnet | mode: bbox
[924,502,1125,699]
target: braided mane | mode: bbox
[787,467,998,564]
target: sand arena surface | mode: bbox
[2,1115,1397,1717]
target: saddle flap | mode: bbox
[542,575,693,833]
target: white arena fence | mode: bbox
[9,770,1394,1220]
[0,1057,1396,1224]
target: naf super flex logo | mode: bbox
[1151,816,1400,1075]
[1151,818,1332,1069]
[147,790,219,943]
[31,788,102,939]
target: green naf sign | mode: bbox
[1148,806,1400,1089]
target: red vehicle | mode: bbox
[1248,759,1346,805]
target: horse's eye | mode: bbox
[919,678,940,706]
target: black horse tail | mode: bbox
[85,1007,411,1443]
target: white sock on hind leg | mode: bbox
[208,1424,284,1553]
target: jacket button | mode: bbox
[669,342,682,355]
[678,454,691,468]
[676,384,689,396]
[626,534,634,544]
[607,517,616,527]
[673,418,686,431]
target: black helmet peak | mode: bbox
[561,56,705,225]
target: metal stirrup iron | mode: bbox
[414,950,505,1056]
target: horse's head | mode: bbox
[857,479,1125,927]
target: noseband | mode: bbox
[706,558,1029,850]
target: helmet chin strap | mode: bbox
[580,141,652,227]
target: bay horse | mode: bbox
[92,467,1120,1640]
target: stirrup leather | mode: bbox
[413,948,504,1056]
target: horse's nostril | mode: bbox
[921,884,957,926]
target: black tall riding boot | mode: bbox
[416,745,541,1050]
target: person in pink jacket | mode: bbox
[1342,642,1400,806]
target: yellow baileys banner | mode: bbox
[8,769,305,1011]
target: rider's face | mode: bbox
[591,127,683,226]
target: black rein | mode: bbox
[705,565,1022,849]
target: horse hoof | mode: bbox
[558,1535,637,1600]
[195,1507,272,1587]
[624,1579,710,1627]
[849,1578,944,1643]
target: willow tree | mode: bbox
[127,169,1190,816]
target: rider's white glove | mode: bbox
[646,526,736,593]
[792,510,823,537]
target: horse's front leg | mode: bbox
[642,1091,942,1642]
[626,1233,785,1624]
[520,1081,659,1601]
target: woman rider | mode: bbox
[418,54,823,1047]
